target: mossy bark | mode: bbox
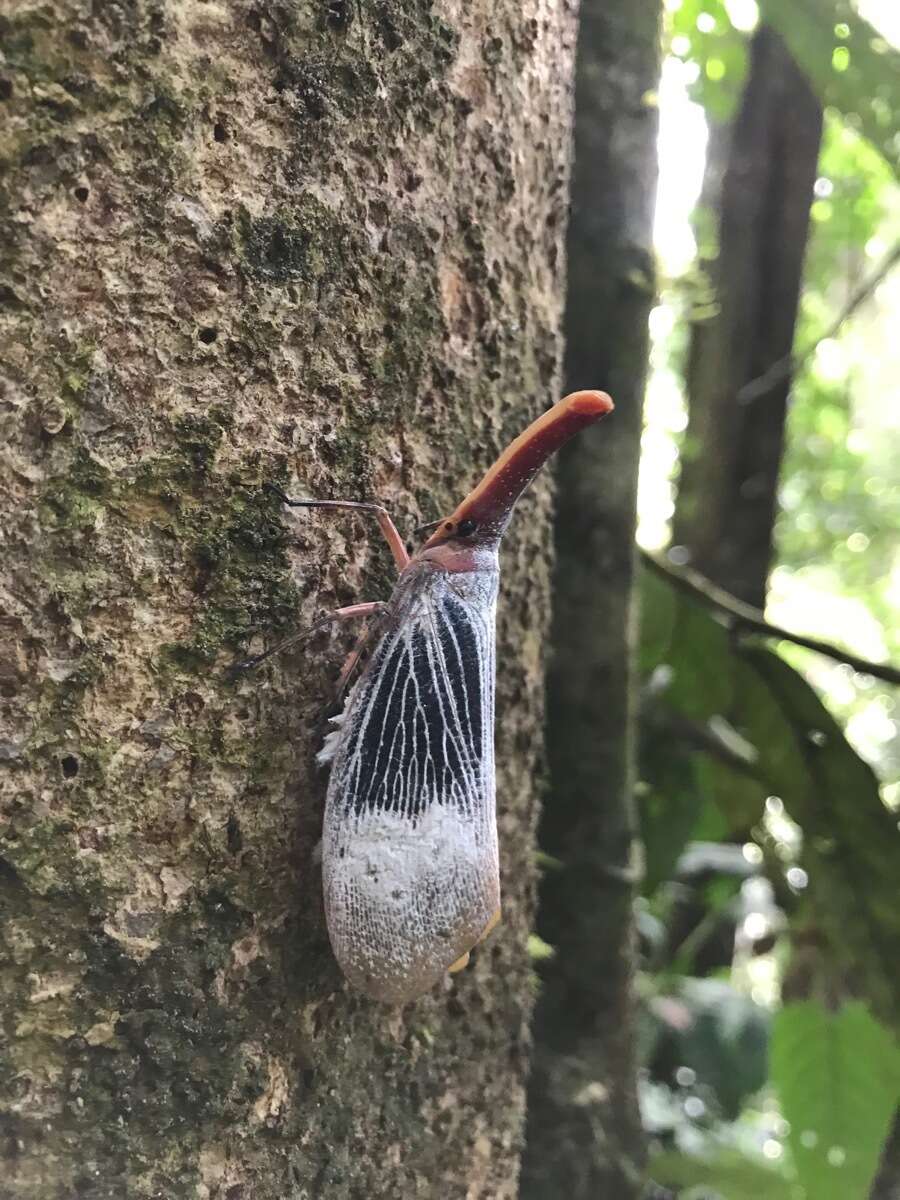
[0,2,578,1195]
[521,0,661,1196]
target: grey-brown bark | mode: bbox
[672,25,823,608]
[520,1,660,1197]
[0,1,579,1196]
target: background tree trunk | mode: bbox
[0,2,579,1195]
[872,1114,900,1200]
[521,1,661,1197]
[672,25,823,608]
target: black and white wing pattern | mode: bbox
[320,560,501,1003]
[320,561,497,821]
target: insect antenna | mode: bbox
[412,518,442,539]
[227,615,343,677]
[228,602,387,678]
[333,614,386,702]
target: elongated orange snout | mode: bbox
[423,390,613,549]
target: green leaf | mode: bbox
[639,566,678,672]
[639,748,710,894]
[771,1001,900,1199]
[693,754,766,835]
[739,647,900,1027]
[729,653,812,805]
[651,1148,796,1200]
[757,0,900,177]
[665,597,735,721]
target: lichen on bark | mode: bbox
[1,0,580,1195]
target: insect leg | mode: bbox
[265,484,410,572]
[334,613,386,699]
[447,907,501,977]
[479,905,502,942]
[230,602,386,675]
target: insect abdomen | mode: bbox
[323,805,499,1003]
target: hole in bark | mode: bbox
[61,755,79,778]
[74,186,89,202]
[198,327,218,344]
[213,121,227,143]
[378,15,401,51]
[324,0,350,31]
[0,79,12,101]
[246,9,261,30]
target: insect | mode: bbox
[268,390,613,1002]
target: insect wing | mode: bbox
[331,581,492,817]
[321,564,500,1002]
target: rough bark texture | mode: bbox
[520,1,660,1197]
[672,25,823,609]
[0,1,579,1195]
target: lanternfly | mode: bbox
[268,390,613,1002]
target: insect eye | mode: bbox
[457,518,478,537]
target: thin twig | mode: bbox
[640,550,900,687]
[737,240,900,404]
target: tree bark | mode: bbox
[672,25,823,608]
[520,1,660,1197]
[0,2,578,1195]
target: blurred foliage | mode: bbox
[668,0,749,120]
[668,0,900,177]
[758,0,900,178]
[640,2,900,1196]
[776,108,900,786]
[639,568,900,1025]
[647,978,770,1120]
[778,115,900,654]
[639,565,900,1196]
[651,1147,797,1200]
[771,1001,900,1198]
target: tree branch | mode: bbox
[737,240,900,404]
[640,549,900,686]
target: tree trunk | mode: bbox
[0,2,578,1196]
[521,1,661,1196]
[672,25,823,608]
[872,1113,900,1200]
